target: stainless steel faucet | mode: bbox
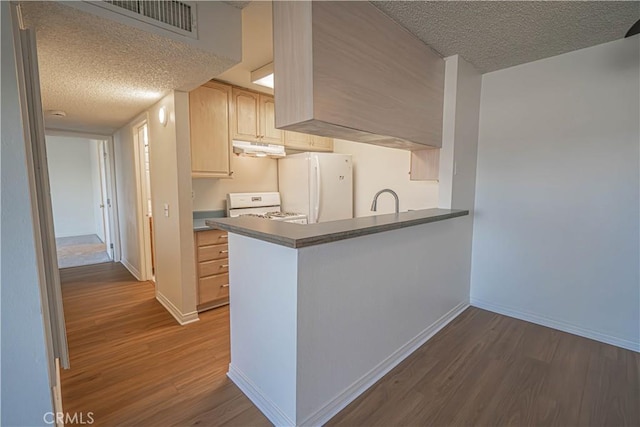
[370,189,400,213]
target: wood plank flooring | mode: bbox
[59,262,270,426]
[328,308,640,427]
[60,262,639,427]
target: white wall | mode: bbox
[296,216,472,424]
[46,135,98,238]
[227,234,299,425]
[1,2,55,423]
[333,140,439,216]
[438,56,482,211]
[471,37,640,351]
[113,92,197,323]
[148,91,198,323]
[192,156,278,212]
[114,116,144,277]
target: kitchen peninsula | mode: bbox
[207,208,472,426]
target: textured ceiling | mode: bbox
[217,1,274,94]
[20,2,236,134]
[373,1,640,73]
[224,1,252,9]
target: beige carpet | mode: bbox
[56,234,111,269]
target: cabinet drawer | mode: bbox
[199,274,229,304]
[199,258,229,277]
[198,244,228,261]
[197,229,228,246]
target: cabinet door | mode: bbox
[284,130,312,150]
[310,135,333,152]
[231,88,259,142]
[259,95,284,144]
[198,274,230,306]
[189,82,231,178]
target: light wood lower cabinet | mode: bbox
[195,229,230,311]
[199,274,229,306]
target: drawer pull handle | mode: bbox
[222,284,229,288]
[220,264,229,268]
[220,235,228,239]
[220,250,228,254]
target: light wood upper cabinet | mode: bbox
[410,148,440,181]
[189,81,232,178]
[284,130,311,150]
[259,95,283,144]
[284,131,333,152]
[232,90,284,145]
[231,88,260,142]
[310,135,333,152]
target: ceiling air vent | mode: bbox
[94,0,197,38]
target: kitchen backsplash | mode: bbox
[191,155,278,212]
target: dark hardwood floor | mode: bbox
[60,262,639,427]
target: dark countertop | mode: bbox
[193,210,226,231]
[194,219,215,231]
[205,208,469,248]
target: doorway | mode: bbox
[133,120,156,281]
[45,134,118,269]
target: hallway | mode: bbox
[59,262,269,426]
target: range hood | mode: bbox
[232,140,286,158]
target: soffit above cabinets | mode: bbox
[273,1,445,150]
[216,1,275,95]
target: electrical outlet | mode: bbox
[164,203,169,217]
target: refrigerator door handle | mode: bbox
[314,155,321,223]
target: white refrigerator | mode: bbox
[278,152,353,223]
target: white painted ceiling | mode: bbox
[372,1,640,73]
[20,1,237,135]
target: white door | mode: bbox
[313,153,353,223]
[98,140,113,259]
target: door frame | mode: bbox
[132,117,155,281]
[10,0,69,382]
[46,129,122,262]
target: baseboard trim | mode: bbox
[471,297,640,353]
[120,259,142,281]
[227,364,296,427]
[155,291,199,326]
[300,300,470,427]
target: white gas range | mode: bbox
[226,192,308,224]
